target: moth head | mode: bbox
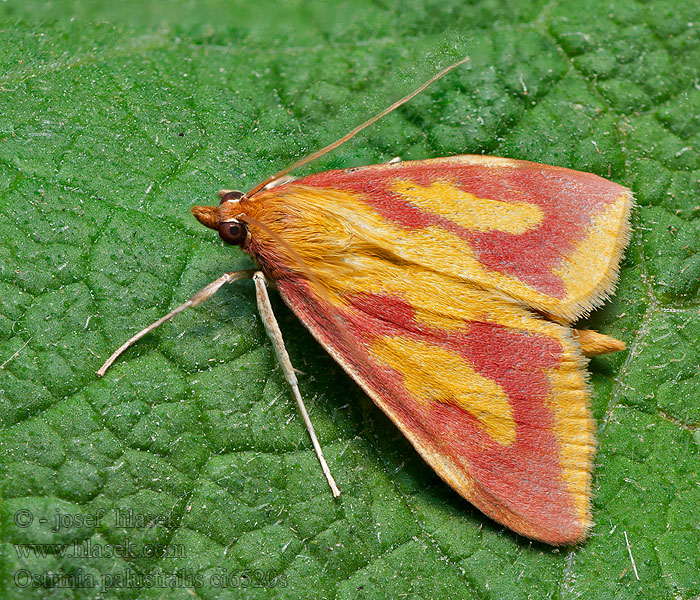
[191,189,250,247]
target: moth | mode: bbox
[99,58,632,545]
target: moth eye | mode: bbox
[218,220,247,245]
[219,190,246,204]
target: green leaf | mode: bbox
[1,1,699,598]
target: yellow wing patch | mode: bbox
[390,179,544,234]
[370,336,516,446]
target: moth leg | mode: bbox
[253,271,341,498]
[97,270,255,376]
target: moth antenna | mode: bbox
[246,56,470,198]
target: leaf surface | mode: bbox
[1,1,699,598]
